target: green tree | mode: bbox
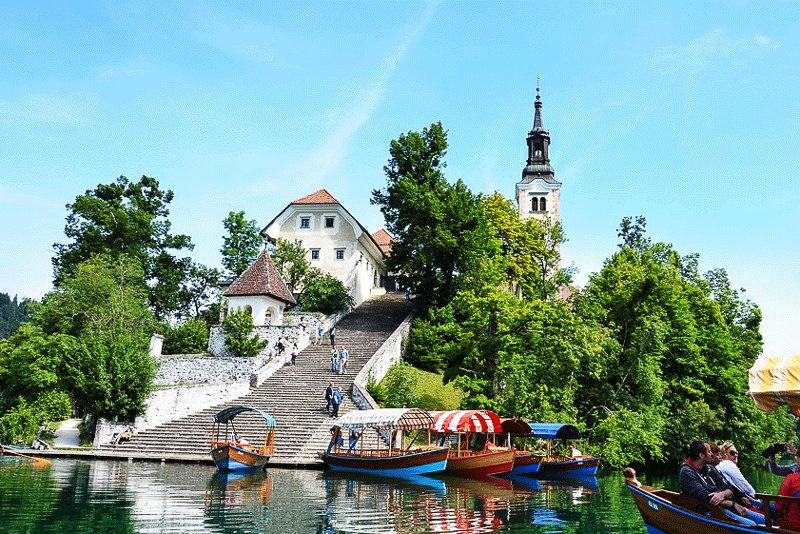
[179,262,221,319]
[0,293,31,339]
[372,122,492,309]
[35,254,158,421]
[53,175,194,320]
[223,309,268,358]
[271,238,310,293]
[163,318,209,355]
[221,210,262,277]
[64,330,156,420]
[573,216,789,467]
[298,273,353,315]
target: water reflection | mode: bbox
[0,458,654,532]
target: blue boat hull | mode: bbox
[321,447,449,476]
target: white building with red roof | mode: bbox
[261,189,393,307]
[223,250,296,326]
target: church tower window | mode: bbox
[531,197,539,211]
[540,197,547,211]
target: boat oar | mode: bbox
[1,446,52,465]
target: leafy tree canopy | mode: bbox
[271,238,310,293]
[0,293,31,339]
[53,175,194,320]
[221,211,262,278]
[298,273,353,315]
[223,309,268,358]
[372,122,493,309]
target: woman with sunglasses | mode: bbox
[717,442,757,499]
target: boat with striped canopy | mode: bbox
[210,406,276,472]
[320,408,449,476]
[429,410,515,476]
[528,423,600,477]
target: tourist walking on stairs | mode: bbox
[331,387,343,418]
[324,382,334,412]
[339,347,349,374]
[330,348,339,373]
[329,326,336,347]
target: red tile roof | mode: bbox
[371,229,394,256]
[224,251,297,304]
[291,189,339,205]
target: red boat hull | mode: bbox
[445,449,515,476]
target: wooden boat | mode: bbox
[627,482,800,533]
[320,408,449,476]
[429,410,515,476]
[210,405,276,472]
[498,418,542,475]
[528,422,600,477]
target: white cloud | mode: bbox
[650,28,780,79]
[0,92,98,125]
[253,2,439,194]
[0,184,59,208]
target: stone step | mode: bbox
[112,293,412,463]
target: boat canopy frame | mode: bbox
[333,408,435,431]
[527,423,582,440]
[213,405,277,428]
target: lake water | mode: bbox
[0,457,786,533]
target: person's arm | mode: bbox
[769,456,795,476]
[723,463,757,498]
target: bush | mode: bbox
[0,398,42,444]
[65,331,157,420]
[366,372,387,404]
[31,390,72,422]
[381,361,419,408]
[299,274,354,315]
[223,309,268,358]
[163,318,209,354]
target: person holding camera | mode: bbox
[764,441,800,476]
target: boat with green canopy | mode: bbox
[210,405,276,472]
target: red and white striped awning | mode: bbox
[429,410,502,433]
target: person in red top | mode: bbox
[777,451,800,529]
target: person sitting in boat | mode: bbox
[623,467,641,487]
[679,440,763,526]
[570,445,582,458]
[716,442,757,499]
[777,450,800,530]
[765,441,800,476]
[348,429,360,452]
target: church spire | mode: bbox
[522,80,554,180]
[533,77,544,129]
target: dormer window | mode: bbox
[300,217,311,229]
[325,216,335,228]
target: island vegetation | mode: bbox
[0,123,792,470]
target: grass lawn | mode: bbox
[410,368,464,411]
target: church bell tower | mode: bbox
[515,82,561,223]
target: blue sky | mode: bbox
[1,1,798,357]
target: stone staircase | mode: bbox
[103,292,413,466]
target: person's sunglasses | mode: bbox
[729,451,739,457]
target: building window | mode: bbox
[325,216,335,228]
[300,217,311,229]
[311,249,320,260]
[335,249,345,260]
[540,197,547,211]
[531,198,539,211]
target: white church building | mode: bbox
[260,189,393,308]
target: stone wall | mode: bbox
[351,311,414,410]
[154,355,255,386]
